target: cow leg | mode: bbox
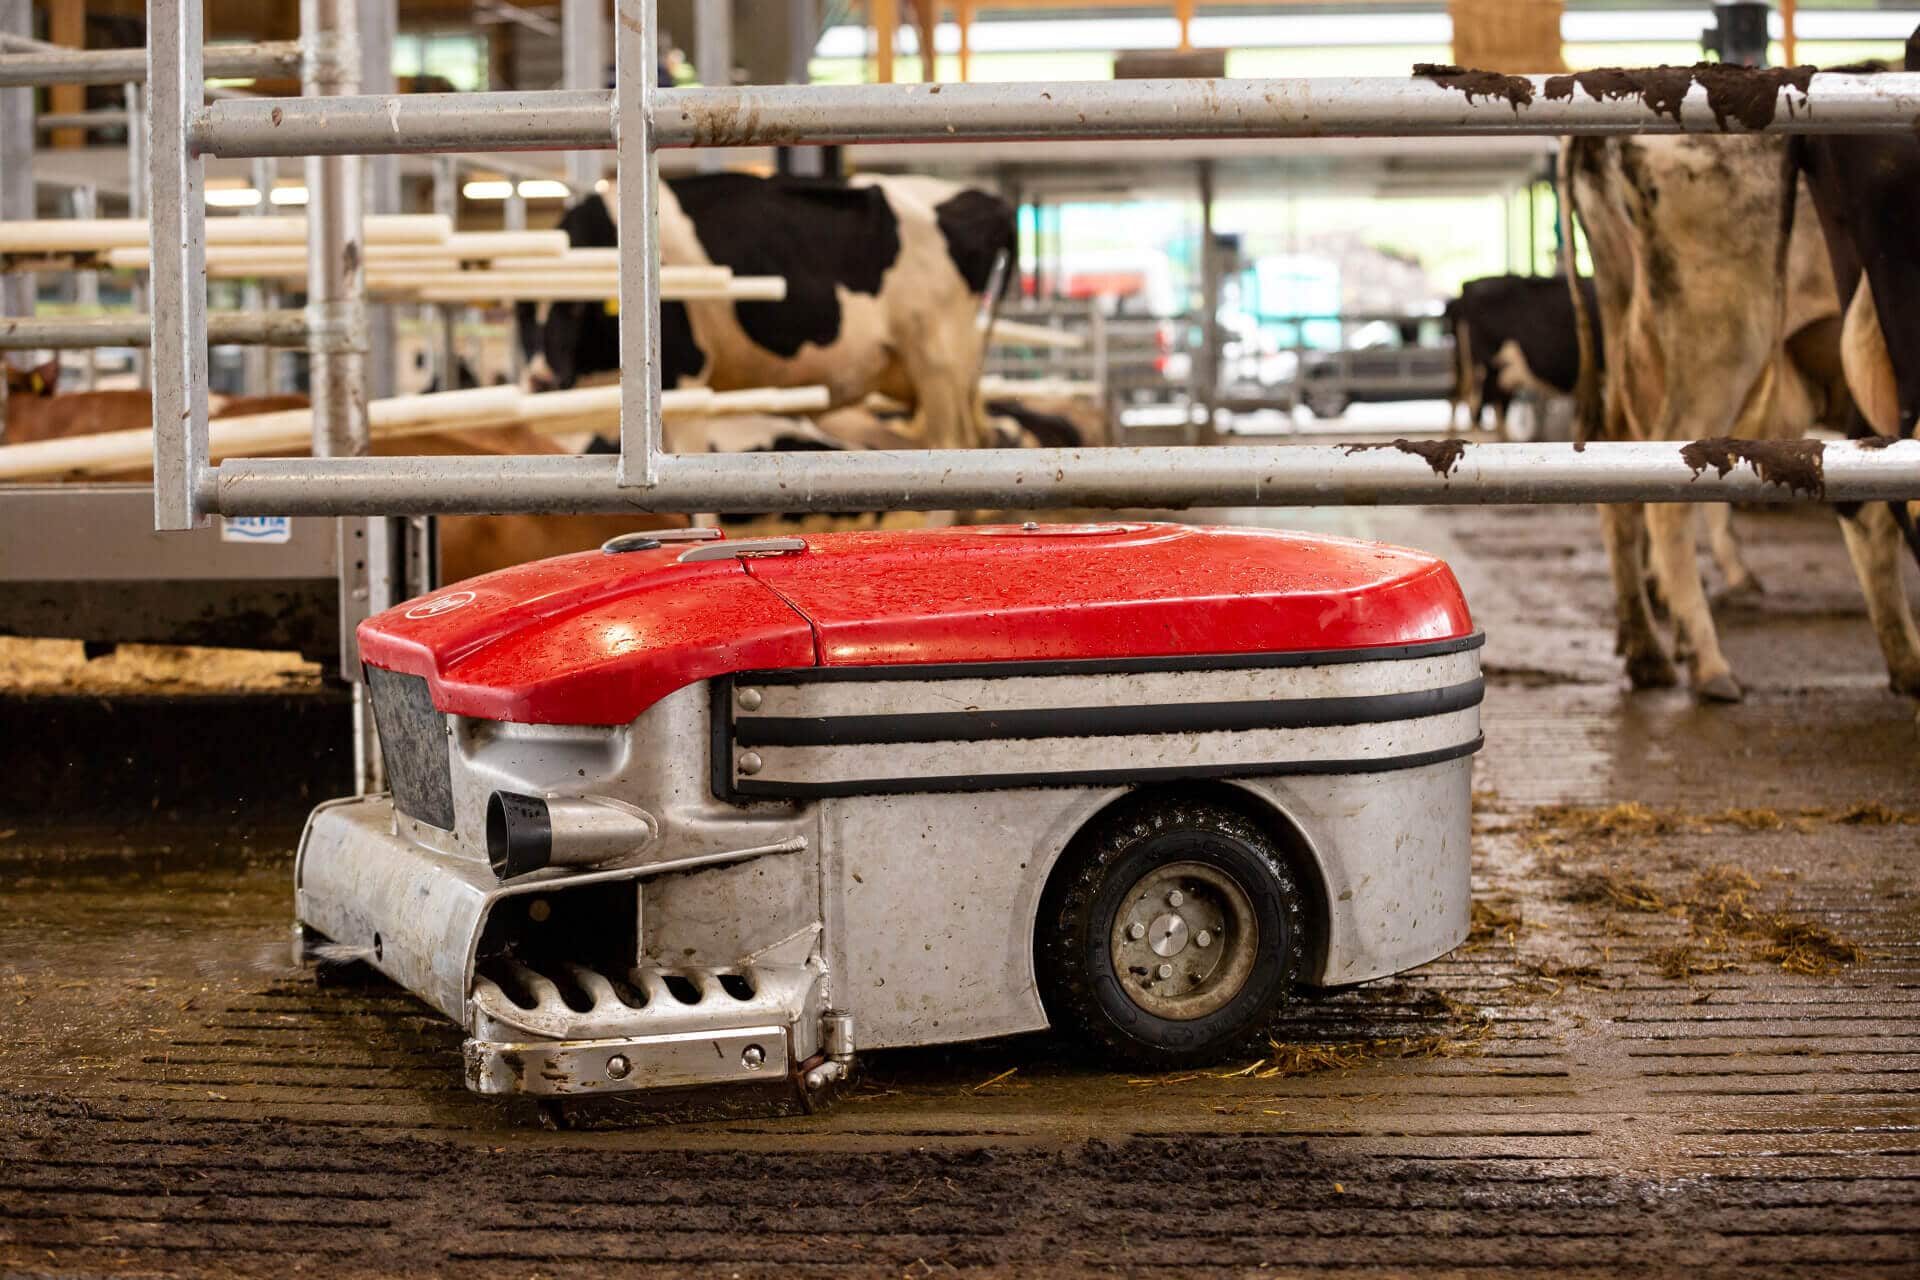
[904,329,987,451]
[1838,502,1920,698]
[1703,503,1764,600]
[1601,503,1677,688]
[1645,502,1741,701]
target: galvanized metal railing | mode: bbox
[144,1,1920,527]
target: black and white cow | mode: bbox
[521,171,1017,451]
[1789,30,1920,699]
[1447,274,1598,438]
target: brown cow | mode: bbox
[1561,134,1850,702]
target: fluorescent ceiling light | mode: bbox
[463,179,516,199]
[206,187,261,208]
[516,179,571,199]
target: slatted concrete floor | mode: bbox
[3,503,1917,1275]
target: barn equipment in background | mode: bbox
[154,20,1920,521]
[1448,0,1566,73]
[1704,2,1775,69]
[295,523,1483,1104]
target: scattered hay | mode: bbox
[1504,957,1607,1000]
[1647,944,1742,981]
[1258,1041,1376,1077]
[1829,802,1920,827]
[1702,808,1797,832]
[1557,864,1666,913]
[1530,800,1919,845]
[1253,1021,1494,1079]
[1755,916,1865,976]
[1551,856,1866,980]
[1530,802,1698,842]
[1239,988,1495,1079]
[1465,898,1524,950]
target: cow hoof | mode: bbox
[1890,670,1920,699]
[1696,673,1745,704]
[1712,577,1766,606]
[1625,653,1679,689]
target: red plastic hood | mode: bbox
[359,523,1474,725]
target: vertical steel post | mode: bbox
[778,0,826,179]
[125,79,151,388]
[0,0,37,368]
[615,0,662,487]
[563,0,605,196]
[504,187,528,383]
[694,0,731,172]
[433,154,459,391]
[360,0,398,401]
[1196,159,1221,445]
[303,0,367,460]
[72,185,100,389]
[148,0,210,531]
[243,157,275,393]
[302,0,378,793]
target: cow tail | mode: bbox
[1558,139,1602,447]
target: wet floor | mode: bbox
[3,502,1917,1276]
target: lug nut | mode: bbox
[1167,890,1184,907]
[1156,963,1173,980]
[742,1044,766,1070]
[606,1054,632,1081]
[1195,929,1212,948]
[738,751,763,776]
[1128,922,1147,940]
[737,687,764,711]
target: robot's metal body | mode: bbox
[296,523,1481,1105]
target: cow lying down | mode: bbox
[0,364,689,584]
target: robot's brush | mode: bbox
[307,942,376,967]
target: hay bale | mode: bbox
[1449,0,1566,73]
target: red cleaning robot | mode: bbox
[296,522,1481,1105]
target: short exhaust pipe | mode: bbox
[486,792,657,880]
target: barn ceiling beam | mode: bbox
[191,71,1920,158]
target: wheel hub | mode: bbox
[1147,913,1189,957]
[1109,860,1259,1021]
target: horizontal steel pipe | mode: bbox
[34,110,131,131]
[651,73,1920,147]
[195,89,612,158]
[203,440,1920,516]
[0,311,309,350]
[0,41,299,88]
[189,72,1920,158]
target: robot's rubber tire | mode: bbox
[1038,795,1306,1069]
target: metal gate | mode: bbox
[132,1,1920,523]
